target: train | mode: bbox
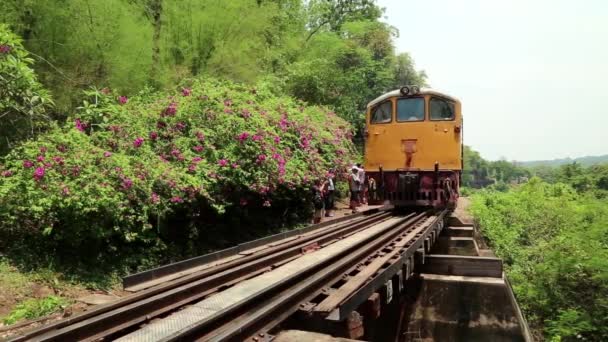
[363,86,463,208]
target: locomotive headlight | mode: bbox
[400,86,410,96]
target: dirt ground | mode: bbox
[0,261,128,337]
[453,196,473,224]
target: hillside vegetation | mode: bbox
[0,0,426,276]
[519,154,608,167]
[467,147,608,341]
[0,0,426,150]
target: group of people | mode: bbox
[311,164,378,224]
[349,163,376,213]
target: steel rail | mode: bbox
[159,212,434,342]
[10,211,393,342]
[123,206,392,290]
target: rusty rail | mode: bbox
[167,211,446,341]
[8,210,393,342]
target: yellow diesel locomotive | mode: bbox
[364,86,463,208]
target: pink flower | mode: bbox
[175,122,186,131]
[170,196,183,203]
[57,145,67,152]
[223,108,233,114]
[240,198,248,206]
[263,200,271,207]
[118,96,128,104]
[133,137,144,148]
[122,178,133,190]
[188,164,197,173]
[103,151,112,158]
[192,157,202,163]
[36,155,45,163]
[0,45,12,54]
[23,160,34,168]
[1,170,13,177]
[62,186,70,196]
[149,131,158,140]
[182,88,191,96]
[300,137,310,149]
[195,131,205,142]
[279,117,289,130]
[224,99,232,107]
[163,102,177,116]
[252,134,262,142]
[241,109,251,118]
[151,193,160,204]
[157,121,167,129]
[237,132,250,142]
[218,159,228,167]
[33,167,45,181]
[231,162,239,168]
[52,156,64,165]
[193,145,204,152]
[75,119,85,132]
[39,146,47,154]
[257,154,267,163]
[274,136,281,144]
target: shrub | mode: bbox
[470,178,608,340]
[0,79,356,270]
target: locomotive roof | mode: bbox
[366,88,460,108]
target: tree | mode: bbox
[0,24,52,155]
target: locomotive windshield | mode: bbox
[430,97,455,120]
[397,98,424,122]
[370,101,392,123]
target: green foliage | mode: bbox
[2,295,69,325]
[0,24,53,155]
[529,162,608,198]
[0,0,425,134]
[0,78,356,270]
[470,179,608,340]
[462,145,530,188]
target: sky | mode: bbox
[377,0,608,161]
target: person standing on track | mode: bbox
[324,171,335,217]
[349,166,360,213]
[312,180,326,223]
[356,163,366,206]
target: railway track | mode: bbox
[9,208,447,342]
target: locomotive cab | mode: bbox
[364,86,463,208]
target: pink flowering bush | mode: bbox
[0,79,355,265]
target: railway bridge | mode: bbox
[8,206,531,342]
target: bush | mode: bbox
[0,79,356,272]
[2,295,68,325]
[470,178,608,340]
[0,24,53,155]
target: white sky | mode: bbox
[377,0,608,161]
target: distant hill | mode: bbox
[519,155,608,167]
